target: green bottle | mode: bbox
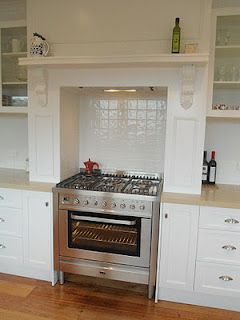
[171,17,181,53]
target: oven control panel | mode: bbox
[59,194,153,218]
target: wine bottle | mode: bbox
[171,17,181,54]
[202,151,208,184]
[208,151,217,184]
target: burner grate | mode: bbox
[56,172,161,196]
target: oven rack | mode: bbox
[72,227,137,246]
[73,221,137,233]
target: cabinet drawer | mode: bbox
[200,206,240,232]
[198,229,240,265]
[0,235,23,264]
[0,207,22,237]
[195,262,240,297]
[0,188,22,209]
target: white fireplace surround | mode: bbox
[26,55,208,195]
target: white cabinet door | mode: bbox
[23,191,52,271]
[159,203,199,291]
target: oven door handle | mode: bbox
[70,214,136,226]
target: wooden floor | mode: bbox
[0,273,239,320]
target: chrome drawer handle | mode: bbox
[0,244,6,249]
[0,217,5,223]
[219,275,233,282]
[222,245,236,251]
[224,218,239,224]
[0,195,4,200]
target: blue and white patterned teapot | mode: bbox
[30,32,49,57]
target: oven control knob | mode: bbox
[94,200,98,206]
[83,200,89,205]
[130,204,135,210]
[139,204,145,211]
[62,197,70,204]
[102,201,107,208]
[120,203,126,209]
[73,198,80,205]
[112,202,117,208]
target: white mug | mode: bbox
[11,39,21,52]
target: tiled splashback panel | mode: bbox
[79,91,167,174]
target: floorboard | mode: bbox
[0,273,239,320]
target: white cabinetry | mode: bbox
[0,188,23,266]
[195,206,240,297]
[23,191,52,275]
[0,187,53,282]
[0,21,28,113]
[158,203,240,311]
[208,8,240,117]
[159,203,199,291]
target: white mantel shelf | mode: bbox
[19,54,209,68]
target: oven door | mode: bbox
[59,209,151,267]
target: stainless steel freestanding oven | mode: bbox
[53,172,162,298]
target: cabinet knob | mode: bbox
[0,217,5,223]
[219,275,233,282]
[224,218,239,224]
[164,213,168,219]
[0,195,4,200]
[0,244,6,249]
[222,245,236,251]
[45,202,49,207]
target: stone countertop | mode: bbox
[0,169,55,193]
[162,184,240,209]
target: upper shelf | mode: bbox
[18,54,209,68]
[213,81,240,89]
[2,51,27,57]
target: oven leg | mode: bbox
[59,271,64,285]
[148,284,155,299]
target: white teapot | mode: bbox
[30,32,49,57]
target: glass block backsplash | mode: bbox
[79,89,167,174]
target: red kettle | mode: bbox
[84,158,99,174]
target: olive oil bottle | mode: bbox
[171,17,181,53]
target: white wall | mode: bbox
[27,0,211,56]
[205,118,240,184]
[78,88,167,174]
[0,114,28,169]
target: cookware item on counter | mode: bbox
[84,158,99,174]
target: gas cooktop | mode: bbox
[56,172,161,196]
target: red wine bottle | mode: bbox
[208,151,217,184]
[202,151,208,184]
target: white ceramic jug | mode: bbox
[30,32,49,57]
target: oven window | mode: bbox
[68,211,141,256]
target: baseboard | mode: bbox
[0,264,53,283]
[158,287,240,312]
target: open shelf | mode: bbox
[2,81,27,85]
[18,53,209,68]
[207,110,240,118]
[2,51,27,57]
[213,81,240,89]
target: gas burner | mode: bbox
[56,172,161,196]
